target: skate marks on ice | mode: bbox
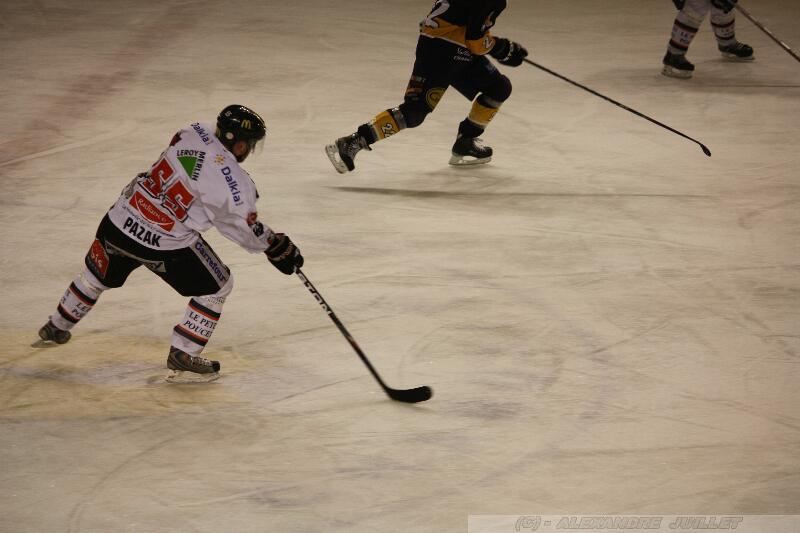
[331,185,708,200]
[0,330,254,420]
[0,3,201,168]
[0,121,140,169]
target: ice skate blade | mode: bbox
[661,65,693,79]
[325,144,349,174]
[165,369,220,383]
[448,154,492,166]
[30,339,55,348]
[721,52,755,61]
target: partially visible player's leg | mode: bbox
[39,268,107,344]
[39,216,139,344]
[711,8,754,60]
[159,237,233,382]
[449,57,512,165]
[325,37,453,173]
[662,0,710,78]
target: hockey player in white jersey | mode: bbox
[38,105,304,382]
[662,0,754,78]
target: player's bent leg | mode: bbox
[450,97,498,166]
[325,37,450,174]
[711,11,754,61]
[38,218,135,346]
[449,59,512,166]
[325,96,439,174]
[450,74,511,166]
[170,276,231,357]
[165,251,233,382]
[39,268,108,344]
[662,1,706,78]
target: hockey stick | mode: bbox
[296,268,433,404]
[523,58,712,157]
[735,4,800,64]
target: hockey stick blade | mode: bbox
[523,58,711,157]
[387,385,433,404]
[296,269,433,404]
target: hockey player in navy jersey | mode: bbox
[326,0,527,172]
[38,105,304,382]
[662,0,754,78]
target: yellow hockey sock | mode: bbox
[467,99,500,128]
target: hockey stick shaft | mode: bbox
[523,58,712,157]
[296,269,432,403]
[735,4,800,63]
[296,269,391,390]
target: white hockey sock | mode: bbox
[50,269,106,331]
[668,15,700,55]
[170,277,232,355]
[711,14,736,47]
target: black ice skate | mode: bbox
[719,42,754,61]
[449,135,492,166]
[38,320,71,344]
[166,347,220,383]
[662,52,695,79]
[325,132,371,174]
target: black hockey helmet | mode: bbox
[215,104,267,159]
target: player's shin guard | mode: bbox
[450,95,500,166]
[48,268,107,332]
[170,276,232,356]
[668,17,699,56]
[464,95,502,132]
[712,15,753,60]
[712,16,736,47]
[369,108,407,141]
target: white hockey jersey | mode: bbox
[107,122,273,253]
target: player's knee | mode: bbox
[485,75,512,103]
[80,267,109,295]
[399,101,431,129]
[680,3,706,25]
[194,274,234,301]
[215,275,234,300]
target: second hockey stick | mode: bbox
[523,58,712,157]
[296,268,433,404]
[735,3,800,64]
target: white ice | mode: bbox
[1,1,799,532]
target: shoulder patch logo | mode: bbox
[176,150,206,180]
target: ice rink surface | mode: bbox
[1,1,799,531]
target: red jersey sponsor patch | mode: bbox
[130,191,175,231]
[89,239,109,278]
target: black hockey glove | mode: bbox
[489,38,528,67]
[265,233,304,275]
[672,0,685,9]
[711,0,737,13]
